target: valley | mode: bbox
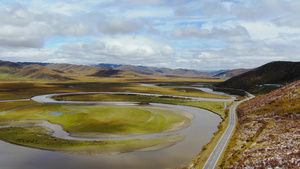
[1,0,300,168]
[0,66,231,168]
[0,60,299,169]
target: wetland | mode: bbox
[0,82,230,169]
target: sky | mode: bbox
[0,0,299,70]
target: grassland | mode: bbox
[0,126,185,154]
[0,80,229,156]
[0,82,230,101]
[0,104,191,135]
[0,100,191,154]
[53,93,226,117]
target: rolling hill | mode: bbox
[216,61,300,94]
[15,62,214,78]
[222,79,300,168]
[46,63,144,78]
[46,63,102,76]
[0,61,72,81]
[0,61,148,81]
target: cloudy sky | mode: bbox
[0,0,299,70]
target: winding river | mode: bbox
[0,89,231,169]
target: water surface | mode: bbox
[0,90,223,169]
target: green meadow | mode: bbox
[53,93,226,117]
[0,126,185,154]
[0,104,188,134]
[0,102,189,154]
[0,81,230,155]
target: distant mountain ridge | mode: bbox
[216,61,300,94]
[46,63,143,78]
[114,65,212,77]
[0,61,72,81]
[93,63,124,69]
[0,61,148,81]
[18,62,212,77]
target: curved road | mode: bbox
[202,93,254,169]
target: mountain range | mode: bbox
[2,61,299,89]
[9,61,224,79]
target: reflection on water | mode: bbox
[0,103,221,169]
[194,87,229,96]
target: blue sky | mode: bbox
[0,0,299,70]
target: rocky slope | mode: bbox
[221,80,300,168]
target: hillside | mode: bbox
[0,61,149,81]
[221,80,300,168]
[0,61,23,74]
[46,63,101,76]
[15,65,73,81]
[116,65,155,75]
[216,61,300,94]
[13,62,214,77]
[89,68,123,77]
[214,68,251,78]
[0,61,72,81]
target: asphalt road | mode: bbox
[202,93,254,169]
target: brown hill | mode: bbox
[0,61,72,81]
[0,61,23,74]
[116,65,155,75]
[46,63,144,78]
[222,80,300,168]
[15,65,73,81]
[46,63,101,76]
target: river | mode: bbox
[0,90,225,169]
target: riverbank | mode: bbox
[0,83,229,168]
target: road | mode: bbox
[202,93,254,169]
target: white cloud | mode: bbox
[115,0,168,5]
[0,3,94,48]
[173,23,251,43]
[174,7,189,16]
[40,35,176,67]
[161,45,174,56]
[240,21,300,41]
[0,0,300,70]
[99,18,142,34]
[273,16,300,28]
